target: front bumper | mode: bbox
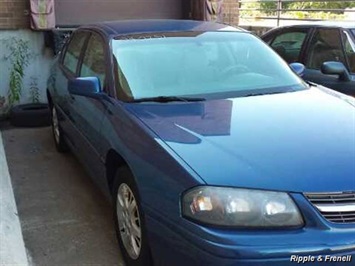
[146,215,355,266]
[144,194,355,266]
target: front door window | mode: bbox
[270,30,308,63]
[80,33,106,90]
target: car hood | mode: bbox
[126,88,355,193]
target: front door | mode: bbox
[68,32,110,192]
[304,28,355,95]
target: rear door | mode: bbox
[55,30,90,138]
[340,29,355,96]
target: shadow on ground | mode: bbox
[1,124,123,265]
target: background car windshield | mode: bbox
[112,32,305,100]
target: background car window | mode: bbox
[262,34,275,45]
[270,30,308,63]
[341,31,355,73]
[63,32,88,74]
[306,29,346,70]
[80,33,106,89]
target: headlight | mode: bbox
[182,187,304,228]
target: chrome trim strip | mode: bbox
[314,203,355,213]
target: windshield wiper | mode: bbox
[243,91,286,97]
[132,96,205,103]
[305,80,318,87]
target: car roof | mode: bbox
[275,21,355,29]
[81,19,245,37]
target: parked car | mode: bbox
[262,22,355,96]
[47,20,355,266]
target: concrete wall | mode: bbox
[0,30,54,115]
[0,0,40,117]
[0,0,30,29]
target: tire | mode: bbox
[51,105,69,153]
[113,167,153,266]
[9,103,51,127]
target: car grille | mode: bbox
[305,192,355,224]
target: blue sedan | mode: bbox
[47,20,355,266]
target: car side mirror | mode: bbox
[321,61,351,82]
[68,77,101,98]
[289,62,305,77]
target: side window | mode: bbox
[80,33,106,89]
[62,32,88,74]
[270,30,308,63]
[306,28,346,70]
[341,30,355,73]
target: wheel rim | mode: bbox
[116,183,142,260]
[52,107,60,144]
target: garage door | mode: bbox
[55,0,183,27]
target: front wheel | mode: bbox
[113,167,152,266]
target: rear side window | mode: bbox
[270,30,308,63]
[63,31,88,74]
[341,30,355,73]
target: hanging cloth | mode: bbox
[30,0,56,30]
[205,0,224,22]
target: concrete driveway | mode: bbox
[0,123,123,265]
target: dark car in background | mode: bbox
[47,20,355,266]
[262,22,355,96]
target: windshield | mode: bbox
[112,32,306,100]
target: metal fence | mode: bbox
[238,0,355,26]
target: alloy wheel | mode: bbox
[52,107,60,144]
[116,183,142,260]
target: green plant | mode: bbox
[240,0,355,20]
[4,38,32,107]
[29,76,40,103]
